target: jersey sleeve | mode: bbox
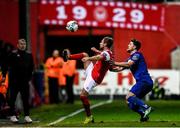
[130,53,140,63]
[101,51,110,61]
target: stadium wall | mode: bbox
[73,69,180,95]
[0,0,19,45]
[0,1,180,68]
[114,3,180,69]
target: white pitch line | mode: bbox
[47,99,113,126]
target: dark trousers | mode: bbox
[0,93,6,109]
[8,80,30,116]
[59,86,67,102]
[48,77,59,104]
[65,75,75,104]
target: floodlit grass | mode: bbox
[1,99,180,127]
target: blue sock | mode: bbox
[127,96,149,110]
[128,102,144,116]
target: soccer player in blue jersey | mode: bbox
[112,39,153,122]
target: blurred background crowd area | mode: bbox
[0,39,76,106]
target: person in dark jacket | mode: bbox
[1,39,34,123]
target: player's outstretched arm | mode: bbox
[114,60,134,68]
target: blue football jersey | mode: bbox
[128,52,152,83]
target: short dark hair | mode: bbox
[103,36,113,48]
[18,38,26,43]
[131,39,141,51]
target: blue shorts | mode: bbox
[130,81,153,99]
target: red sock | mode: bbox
[69,53,85,60]
[80,95,91,117]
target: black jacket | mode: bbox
[2,49,34,82]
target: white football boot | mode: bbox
[24,116,32,123]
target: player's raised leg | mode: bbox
[62,49,85,61]
[62,49,91,69]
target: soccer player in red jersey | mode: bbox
[62,36,113,124]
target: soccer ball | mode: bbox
[66,20,78,32]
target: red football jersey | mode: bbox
[91,49,113,84]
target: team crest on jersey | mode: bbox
[102,52,107,57]
[132,54,139,61]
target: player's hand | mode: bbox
[91,47,101,54]
[91,47,97,51]
[82,57,89,62]
[109,66,123,72]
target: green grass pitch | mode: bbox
[1,99,180,127]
